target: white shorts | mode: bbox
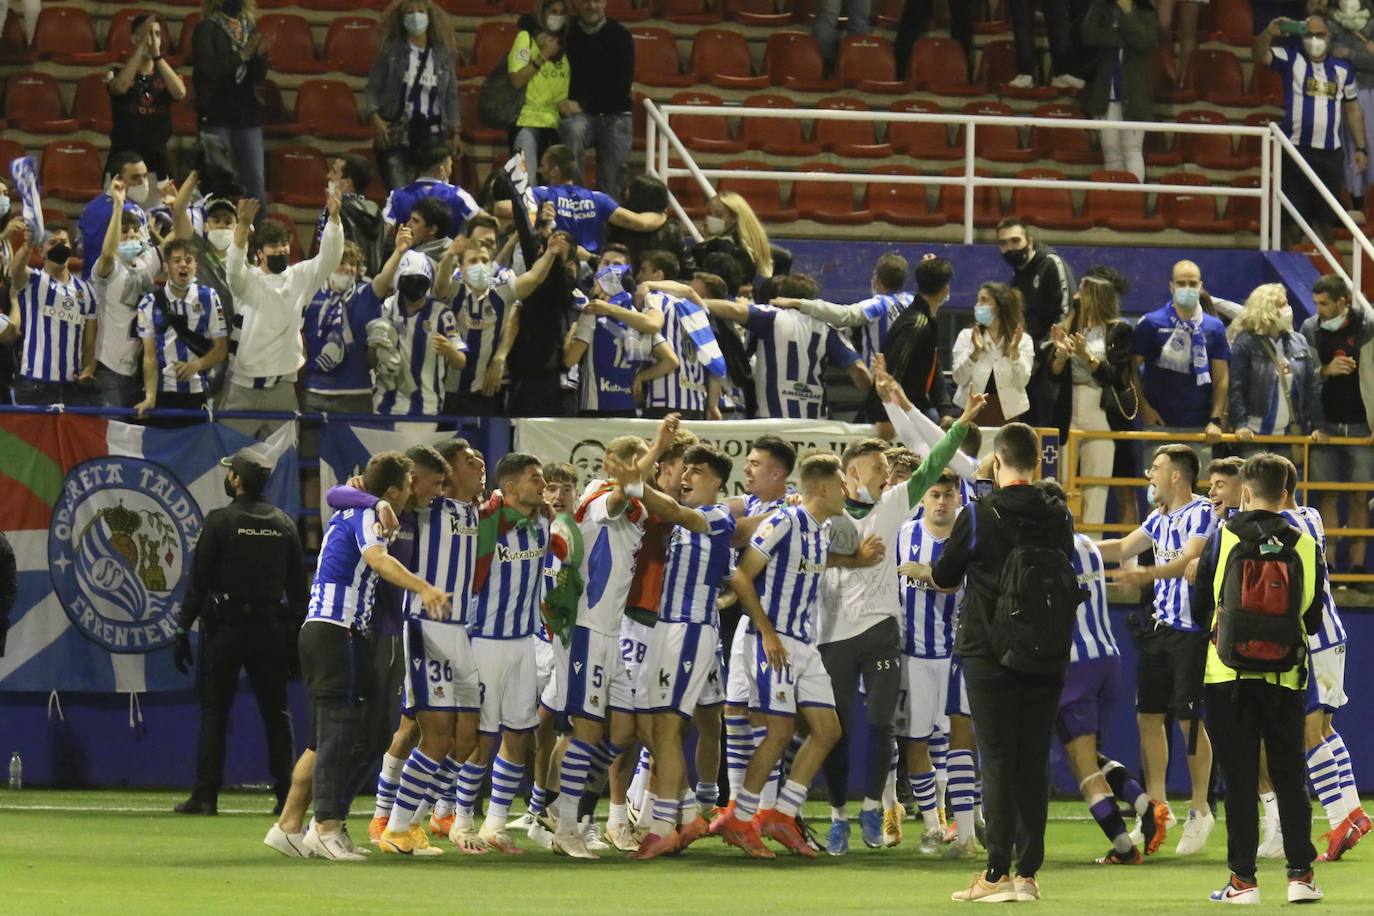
[726,615,755,707]
[700,632,726,707]
[896,655,951,740]
[535,636,555,697]
[566,625,635,721]
[747,632,835,717]
[636,621,722,718]
[619,616,654,695]
[538,634,569,716]
[402,618,481,714]
[472,634,540,735]
[1308,644,1348,712]
[946,656,970,719]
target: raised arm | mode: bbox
[607,207,667,233]
[371,226,412,298]
[586,297,664,335]
[171,170,199,242]
[95,178,128,280]
[512,234,569,300]
[772,296,871,328]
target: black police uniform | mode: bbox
[176,480,306,814]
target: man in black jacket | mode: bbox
[559,0,635,197]
[923,423,1076,903]
[173,447,307,816]
[997,217,1075,425]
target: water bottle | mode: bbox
[8,752,20,790]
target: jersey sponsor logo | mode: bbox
[598,377,631,394]
[49,457,204,653]
[798,557,827,574]
[495,543,544,562]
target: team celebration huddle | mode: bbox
[258,353,1363,906]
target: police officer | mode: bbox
[173,447,307,815]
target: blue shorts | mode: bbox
[1055,656,1120,744]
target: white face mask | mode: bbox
[545,13,566,30]
[705,215,728,236]
[1304,35,1328,58]
[206,227,234,251]
[328,271,354,292]
[126,181,152,205]
[1276,306,1294,333]
[404,11,429,35]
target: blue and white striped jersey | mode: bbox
[659,503,736,627]
[373,294,467,416]
[853,292,913,366]
[382,178,480,235]
[468,508,550,639]
[403,43,441,122]
[745,304,861,419]
[411,497,480,626]
[577,488,649,634]
[16,268,98,383]
[1280,505,1346,651]
[644,293,719,414]
[1141,495,1216,631]
[749,505,830,643]
[1069,534,1119,663]
[896,518,959,659]
[136,284,226,395]
[452,277,517,396]
[573,310,662,414]
[1270,47,1357,150]
[308,506,386,630]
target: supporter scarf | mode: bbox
[1156,309,1212,386]
[312,287,355,373]
[673,296,727,379]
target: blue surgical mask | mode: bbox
[1146,483,1157,507]
[1173,286,1201,313]
[973,304,995,327]
[117,239,145,262]
[0,196,9,217]
[1320,313,1347,332]
[465,262,492,290]
[404,11,429,35]
[595,263,629,297]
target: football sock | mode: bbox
[372,753,405,821]
[529,783,551,818]
[555,739,597,831]
[628,747,651,809]
[679,788,700,824]
[831,805,849,822]
[486,755,525,831]
[454,761,487,827]
[861,797,881,812]
[577,786,599,823]
[430,755,461,820]
[636,792,657,830]
[696,781,719,809]
[929,729,950,801]
[724,713,752,798]
[1307,741,1348,830]
[650,797,677,837]
[1260,791,1279,826]
[734,788,760,822]
[776,779,807,818]
[910,769,939,831]
[761,758,782,809]
[608,801,629,828]
[1326,733,1364,818]
[1099,754,1150,815]
[948,749,976,843]
[1088,793,1133,854]
[387,750,439,833]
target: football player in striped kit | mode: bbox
[770,253,913,369]
[134,239,228,416]
[635,255,726,420]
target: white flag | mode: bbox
[10,156,44,240]
[502,151,537,218]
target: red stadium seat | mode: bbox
[32,6,98,62]
[632,27,696,88]
[1177,109,1249,169]
[668,170,708,218]
[1249,64,1284,107]
[836,35,907,94]
[1011,168,1092,230]
[324,17,382,78]
[1158,171,1235,233]
[717,159,799,221]
[731,0,794,25]
[692,29,767,90]
[814,96,894,158]
[874,0,904,28]
[257,15,330,74]
[606,0,653,22]
[504,0,538,12]
[460,21,518,78]
[763,32,840,91]
[177,14,200,66]
[1029,104,1101,165]
[976,0,1011,32]
[888,99,959,160]
[300,0,377,9]
[270,146,330,207]
[1084,170,1164,232]
[1151,47,1197,104]
[869,164,940,226]
[4,71,77,133]
[287,80,372,140]
[794,162,871,224]
[1226,175,1262,233]
[1239,111,1276,166]
[657,0,724,24]
[0,13,33,65]
[72,74,113,133]
[741,93,820,156]
[104,9,156,63]
[437,0,503,13]
[958,101,1034,162]
[670,91,745,154]
[908,38,981,96]
[1144,130,1183,167]
[937,166,1003,228]
[1184,49,1247,106]
[0,140,27,181]
[458,84,505,144]
[41,141,104,201]
[1210,0,1254,46]
[979,38,1058,100]
[171,90,198,136]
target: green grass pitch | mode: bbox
[3,790,1372,913]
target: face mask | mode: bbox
[207,227,234,251]
[1343,0,1362,13]
[265,253,289,274]
[595,264,628,297]
[1320,312,1347,331]
[328,271,354,293]
[222,0,243,15]
[464,262,493,290]
[705,215,728,236]
[223,476,237,499]
[1276,307,1294,333]
[46,243,71,265]
[1146,483,1157,507]
[1304,35,1328,58]
[545,13,566,30]
[398,275,432,301]
[855,485,876,504]
[0,197,10,217]
[1173,286,1201,313]
[404,11,429,35]
[973,304,995,327]
[118,240,145,262]
[125,182,152,205]
[1001,247,1029,269]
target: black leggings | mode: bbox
[820,617,903,806]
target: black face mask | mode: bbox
[1001,247,1030,270]
[222,0,244,16]
[398,276,431,302]
[265,253,289,274]
[223,476,236,499]
[46,243,71,265]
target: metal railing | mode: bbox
[1063,428,1374,584]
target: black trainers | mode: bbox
[795,815,823,854]
[174,797,218,815]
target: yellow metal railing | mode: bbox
[1062,429,1374,585]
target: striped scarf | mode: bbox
[675,296,726,379]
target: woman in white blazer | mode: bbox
[951,281,1034,425]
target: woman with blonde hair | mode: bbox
[952,281,1034,425]
[193,0,270,209]
[365,0,460,190]
[694,190,773,283]
[1048,274,1137,527]
[1228,282,1326,448]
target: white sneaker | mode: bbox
[1210,877,1261,904]
[526,819,555,850]
[264,823,312,858]
[917,827,943,855]
[551,829,600,859]
[943,836,977,859]
[606,821,640,852]
[1288,876,1323,903]
[1176,808,1216,856]
[510,812,536,830]
[1051,73,1085,90]
[1009,73,1035,89]
[303,825,367,861]
[1257,819,1285,859]
[582,820,611,852]
[338,824,371,856]
[1129,821,1144,849]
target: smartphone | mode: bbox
[1278,20,1309,36]
[973,478,995,499]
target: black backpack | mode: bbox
[1213,525,1306,673]
[988,502,1086,675]
[479,57,525,132]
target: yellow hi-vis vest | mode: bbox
[1203,523,1318,690]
